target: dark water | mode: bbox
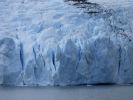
[0,86,133,100]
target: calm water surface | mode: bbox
[0,85,133,100]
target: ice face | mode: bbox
[0,37,23,85]
[0,0,133,86]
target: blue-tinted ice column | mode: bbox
[0,37,23,85]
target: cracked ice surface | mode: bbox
[0,0,133,86]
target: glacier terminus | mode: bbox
[0,0,133,86]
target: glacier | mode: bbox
[0,0,133,86]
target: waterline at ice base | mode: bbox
[0,0,133,86]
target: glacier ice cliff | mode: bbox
[0,0,133,86]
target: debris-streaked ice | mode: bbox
[0,0,133,86]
